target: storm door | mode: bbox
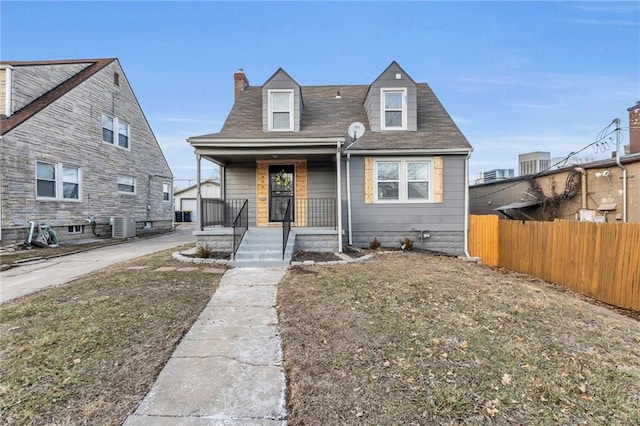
[269,165,295,222]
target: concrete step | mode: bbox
[228,259,291,268]
[231,227,294,268]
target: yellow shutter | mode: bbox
[433,156,443,203]
[364,157,374,204]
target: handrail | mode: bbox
[282,198,292,260]
[232,199,248,260]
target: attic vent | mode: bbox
[114,72,120,86]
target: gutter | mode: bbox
[345,148,473,156]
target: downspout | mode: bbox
[613,118,627,222]
[346,153,353,246]
[336,142,343,253]
[464,151,471,258]
[196,154,202,230]
[574,167,587,210]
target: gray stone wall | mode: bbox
[12,62,90,111]
[1,60,173,245]
[294,234,338,253]
[350,230,464,255]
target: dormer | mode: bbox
[364,61,417,132]
[262,68,303,132]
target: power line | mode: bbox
[471,123,618,201]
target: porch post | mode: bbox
[336,143,343,253]
[196,154,202,231]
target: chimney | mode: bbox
[234,68,249,100]
[629,101,640,154]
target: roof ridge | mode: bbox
[0,58,116,135]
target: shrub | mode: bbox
[195,244,213,259]
[369,238,381,250]
[400,238,414,251]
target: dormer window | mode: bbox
[268,89,294,131]
[381,88,407,130]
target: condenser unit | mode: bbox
[112,217,136,238]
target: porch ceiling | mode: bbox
[189,138,343,166]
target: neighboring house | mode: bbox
[187,61,473,256]
[470,105,640,223]
[174,179,220,222]
[0,58,174,244]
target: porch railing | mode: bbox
[293,198,336,227]
[201,198,247,229]
[232,200,248,260]
[200,197,336,230]
[282,198,292,260]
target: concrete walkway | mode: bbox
[123,267,288,426]
[0,224,196,303]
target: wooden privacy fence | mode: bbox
[469,216,640,311]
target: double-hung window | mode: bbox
[102,113,130,149]
[381,88,407,130]
[374,159,431,203]
[268,90,293,131]
[162,182,171,202]
[118,175,136,194]
[102,114,114,143]
[118,119,130,149]
[36,161,81,200]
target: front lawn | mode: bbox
[0,245,221,425]
[278,252,640,425]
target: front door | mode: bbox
[269,165,295,222]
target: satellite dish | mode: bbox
[347,122,365,141]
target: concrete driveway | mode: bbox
[1,223,197,303]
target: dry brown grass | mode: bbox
[278,252,640,425]
[0,246,222,425]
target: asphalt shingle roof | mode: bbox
[196,80,472,152]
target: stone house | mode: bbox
[0,58,174,244]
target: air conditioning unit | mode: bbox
[112,217,136,238]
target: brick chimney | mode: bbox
[234,68,249,100]
[629,101,640,154]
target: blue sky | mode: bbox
[2,1,638,186]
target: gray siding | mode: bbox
[11,62,91,112]
[342,155,466,254]
[262,69,301,132]
[307,161,336,198]
[1,60,173,244]
[225,164,257,226]
[364,63,417,132]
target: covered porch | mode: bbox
[187,136,346,260]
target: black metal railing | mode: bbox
[232,200,248,260]
[282,198,292,260]
[200,197,336,230]
[201,198,247,229]
[294,198,336,227]
[200,198,225,229]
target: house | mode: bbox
[174,179,220,222]
[470,104,640,223]
[187,62,473,263]
[0,58,174,244]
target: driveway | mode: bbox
[0,223,197,303]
